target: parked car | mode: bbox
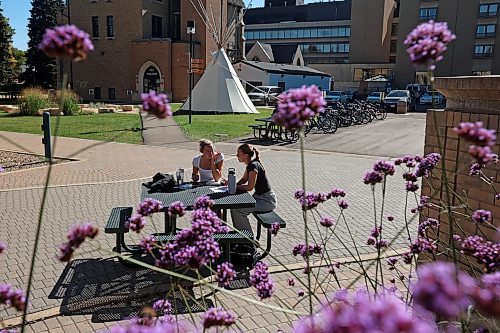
[419,91,445,105]
[406,83,428,98]
[366,91,384,103]
[247,86,283,106]
[383,90,413,111]
[344,90,358,102]
[325,90,349,105]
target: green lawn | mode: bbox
[0,112,143,144]
[0,104,273,144]
[173,106,273,142]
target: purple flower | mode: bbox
[338,199,349,209]
[139,235,158,252]
[128,214,147,233]
[202,307,236,328]
[193,196,214,209]
[405,181,419,192]
[329,188,346,198]
[453,234,461,241]
[292,243,322,258]
[167,201,186,217]
[0,242,5,255]
[410,237,437,254]
[294,289,435,333]
[273,85,326,129]
[376,240,388,248]
[137,198,163,217]
[141,91,172,119]
[469,163,483,176]
[413,262,477,319]
[370,226,381,238]
[418,218,439,236]
[387,215,395,221]
[0,165,4,173]
[39,24,94,61]
[402,172,418,182]
[0,329,18,333]
[404,20,456,70]
[461,235,499,272]
[288,278,295,286]
[271,223,280,236]
[59,223,98,262]
[472,272,500,317]
[0,284,26,311]
[152,299,172,315]
[297,290,305,297]
[454,121,496,147]
[469,145,495,165]
[387,257,398,270]
[250,261,274,299]
[363,170,384,185]
[216,262,235,287]
[366,236,376,246]
[319,216,334,228]
[414,153,441,178]
[472,209,492,224]
[496,193,500,200]
[413,195,431,213]
[373,160,396,176]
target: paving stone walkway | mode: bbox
[0,113,425,332]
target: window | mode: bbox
[477,24,496,37]
[419,7,437,20]
[479,3,498,17]
[391,23,398,36]
[108,87,115,100]
[94,87,101,100]
[353,68,393,82]
[390,41,397,53]
[91,16,99,38]
[106,15,114,38]
[152,15,162,38]
[474,44,494,57]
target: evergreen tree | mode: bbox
[26,0,63,88]
[0,1,14,86]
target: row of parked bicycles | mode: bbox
[250,100,387,143]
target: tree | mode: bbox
[26,0,63,88]
[10,47,26,79]
[0,1,14,86]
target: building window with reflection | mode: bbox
[474,44,494,57]
[419,7,437,20]
[476,24,496,38]
[106,16,114,38]
[479,3,498,17]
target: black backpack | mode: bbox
[143,172,176,193]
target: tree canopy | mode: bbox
[0,1,14,86]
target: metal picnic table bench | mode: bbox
[249,117,299,142]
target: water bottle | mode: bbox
[228,168,236,194]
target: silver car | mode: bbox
[247,86,283,106]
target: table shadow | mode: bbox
[49,258,213,323]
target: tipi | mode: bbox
[179,1,258,114]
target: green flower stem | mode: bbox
[299,129,313,315]
[21,74,68,333]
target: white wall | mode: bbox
[233,62,270,91]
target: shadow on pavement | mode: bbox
[49,258,213,323]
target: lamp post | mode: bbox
[59,0,73,89]
[32,66,36,86]
[187,20,195,124]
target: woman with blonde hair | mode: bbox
[192,139,224,183]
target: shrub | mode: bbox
[54,90,81,116]
[18,88,53,116]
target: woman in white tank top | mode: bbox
[192,139,224,183]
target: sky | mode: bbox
[3,0,323,51]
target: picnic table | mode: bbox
[249,117,299,142]
[105,183,257,263]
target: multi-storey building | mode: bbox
[395,0,500,88]
[244,0,398,91]
[59,0,244,102]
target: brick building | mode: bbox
[59,0,244,103]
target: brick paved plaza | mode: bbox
[0,113,425,332]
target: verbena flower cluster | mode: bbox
[292,243,322,258]
[108,320,179,333]
[472,209,492,224]
[273,85,326,129]
[167,201,186,217]
[59,223,98,262]
[0,242,5,255]
[216,262,236,287]
[418,218,439,236]
[271,222,280,236]
[454,122,497,167]
[0,284,26,311]
[293,188,348,211]
[404,20,456,70]
[0,165,4,173]
[39,24,94,61]
[460,235,499,272]
[395,153,441,192]
[363,160,395,185]
[294,289,435,332]
[141,91,173,119]
[155,197,226,270]
[152,299,173,316]
[202,307,236,328]
[128,198,164,233]
[250,261,274,299]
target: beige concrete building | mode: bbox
[244,0,398,92]
[395,0,500,88]
[59,0,244,102]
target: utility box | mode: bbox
[396,100,408,114]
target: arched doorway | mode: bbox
[143,66,160,93]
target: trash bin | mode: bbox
[396,100,408,114]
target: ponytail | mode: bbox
[238,143,261,162]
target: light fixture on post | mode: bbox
[187,20,195,124]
